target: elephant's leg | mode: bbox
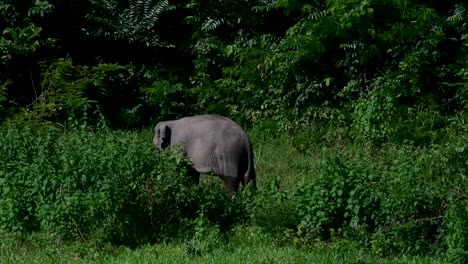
[187,166,200,185]
[222,176,239,193]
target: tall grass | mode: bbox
[0,120,467,262]
[0,123,244,246]
[248,122,468,260]
[0,229,445,264]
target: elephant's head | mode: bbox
[153,122,171,150]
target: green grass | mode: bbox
[1,123,466,263]
[0,229,444,264]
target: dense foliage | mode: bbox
[0,122,246,247]
[0,122,467,262]
[1,0,467,131]
[1,0,468,262]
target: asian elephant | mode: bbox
[153,114,256,193]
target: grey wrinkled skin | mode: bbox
[153,114,256,193]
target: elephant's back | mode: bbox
[179,115,245,134]
[178,114,235,124]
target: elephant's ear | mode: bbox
[159,124,171,148]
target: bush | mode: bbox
[294,154,381,241]
[0,122,236,246]
[443,141,468,263]
[284,142,467,256]
[444,201,468,264]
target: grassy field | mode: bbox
[0,123,465,263]
[0,229,444,264]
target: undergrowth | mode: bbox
[0,119,467,262]
[0,122,245,247]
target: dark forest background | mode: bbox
[1,1,468,262]
[1,0,467,141]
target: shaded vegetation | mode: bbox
[1,0,468,262]
[0,120,467,262]
[2,0,468,131]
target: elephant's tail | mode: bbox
[244,138,257,189]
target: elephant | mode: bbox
[153,114,256,193]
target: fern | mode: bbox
[308,10,329,20]
[339,42,365,51]
[123,0,175,47]
[185,0,224,32]
[201,18,224,32]
[447,4,465,25]
[252,0,278,13]
[126,0,174,28]
[185,15,201,24]
[84,0,175,47]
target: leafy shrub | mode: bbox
[9,58,137,128]
[351,77,401,145]
[285,143,468,256]
[444,201,468,264]
[443,142,468,263]
[294,155,381,241]
[138,81,195,124]
[0,122,246,246]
